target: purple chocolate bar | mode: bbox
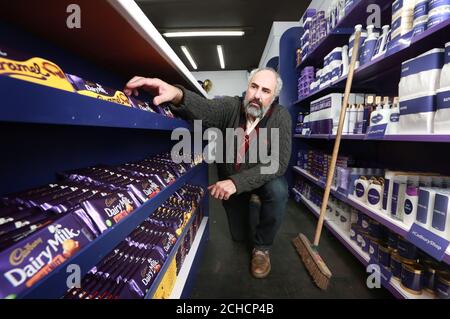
[0,212,93,299]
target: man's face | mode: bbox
[244,70,277,119]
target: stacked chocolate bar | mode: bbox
[64,184,204,299]
[0,152,195,299]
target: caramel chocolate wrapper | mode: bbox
[0,47,74,92]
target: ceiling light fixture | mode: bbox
[181,46,198,70]
[217,45,225,69]
[164,31,245,37]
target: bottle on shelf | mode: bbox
[360,25,380,66]
[341,45,349,77]
[372,25,390,60]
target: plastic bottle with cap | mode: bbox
[360,25,380,65]
[369,96,383,126]
[363,95,375,133]
[348,24,363,63]
[386,96,400,135]
[381,96,392,125]
[349,104,358,134]
[341,45,349,76]
[372,25,390,60]
[356,103,364,134]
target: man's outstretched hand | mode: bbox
[208,179,237,200]
[124,76,183,106]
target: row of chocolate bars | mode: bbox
[64,190,204,299]
[0,47,176,118]
[0,152,202,299]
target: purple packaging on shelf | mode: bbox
[66,74,132,107]
[153,103,175,118]
[390,252,403,279]
[0,213,50,237]
[81,191,141,234]
[427,12,450,29]
[369,237,379,261]
[0,211,94,299]
[116,249,163,299]
[413,22,427,37]
[397,236,419,260]
[72,207,100,239]
[435,272,450,299]
[400,263,424,294]
[127,179,162,204]
[378,245,392,268]
[128,96,156,113]
[0,207,39,226]
[429,0,450,11]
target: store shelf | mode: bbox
[0,77,192,131]
[19,163,206,299]
[145,204,206,299]
[293,20,450,106]
[0,0,206,95]
[293,133,450,143]
[292,188,435,299]
[169,217,209,299]
[293,81,342,105]
[297,0,391,69]
[292,166,450,264]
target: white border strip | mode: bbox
[169,217,209,299]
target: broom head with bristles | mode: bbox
[292,233,332,290]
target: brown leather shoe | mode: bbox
[251,249,271,279]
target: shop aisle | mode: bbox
[190,165,392,299]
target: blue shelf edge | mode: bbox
[0,76,192,131]
[144,196,206,299]
[19,162,207,299]
[292,166,450,265]
[291,188,406,299]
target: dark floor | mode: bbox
[190,165,393,299]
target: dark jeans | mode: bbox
[222,176,288,250]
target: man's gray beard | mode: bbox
[244,102,263,119]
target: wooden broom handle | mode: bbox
[313,31,362,246]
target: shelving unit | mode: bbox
[169,217,209,299]
[280,2,450,298]
[145,199,207,299]
[292,166,450,264]
[0,0,209,299]
[0,77,192,131]
[292,188,435,299]
[297,0,392,69]
[293,19,450,107]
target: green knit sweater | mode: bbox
[170,87,292,194]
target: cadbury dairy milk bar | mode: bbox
[81,191,141,234]
[0,212,93,299]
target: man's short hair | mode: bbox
[248,67,283,97]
